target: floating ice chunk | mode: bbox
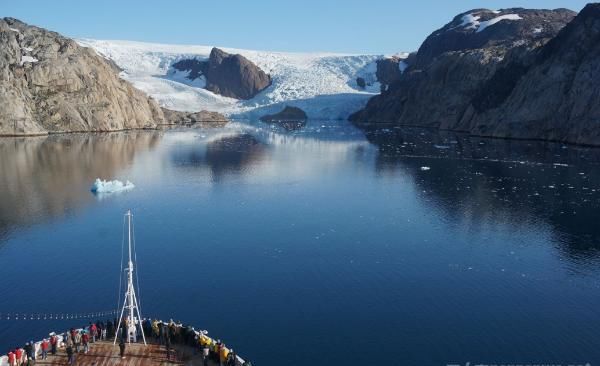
[533,27,543,34]
[91,178,135,194]
[420,166,431,171]
[434,144,450,149]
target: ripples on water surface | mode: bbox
[1,121,600,365]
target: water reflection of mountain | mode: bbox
[0,132,160,238]
[170,132,268,180]
[206,133,268,178]
[168,122,375,182]
[368,128,600,262]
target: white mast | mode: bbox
[114,210,147,346]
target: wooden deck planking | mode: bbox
[32,340,214,366]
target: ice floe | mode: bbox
[90,178,135,194]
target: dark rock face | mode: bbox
[460,3,600,145]
[414,8,575,67]
[171,58,207,81]
[376,57,403,89]
[350,7,578,141]
[356,77,366,89]
[260,106,307,130]
[205,48,272,99]
[162,108,228,127]
[172,48,271,100]
[260,106,307,122]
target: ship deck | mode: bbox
[33,340,218,366]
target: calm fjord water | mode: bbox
[1,121,600,365]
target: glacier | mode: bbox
[77,39,396,120]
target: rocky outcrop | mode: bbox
[260,106,307,130]
[0,18,165,136]
[350,8,576,134]
[376,57,403,90]
[172,47,271,100]
[171,58,206,81]
[260,106,307,122]
[461,3,600,145]
[162,108,229,127]
[356,77,366,89]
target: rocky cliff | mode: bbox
[350,7,579,140]
[462,3,600,145]
[172,47,271,100]
[0,18,165,136]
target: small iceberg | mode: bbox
[91,178,135,194]
[420,166,431,171]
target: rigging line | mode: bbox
[0,309,119,321]
[117,213,126,314]
[132,213,143,318]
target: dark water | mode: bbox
[1,121,600,365]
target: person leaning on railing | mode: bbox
[40,339,49,360]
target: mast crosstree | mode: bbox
[114,210,147,346]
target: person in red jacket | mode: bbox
[49,334,58,355]
[15,348,23,366]
[82,332,90,354]
[7,350,16,366]
[90,323,98,343]
[41,339,49,360]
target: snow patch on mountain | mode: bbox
[77,39,389,120]
[20,55,38,65]
[456,12,523,33]
[459,13,482,30]
[477,14,523,33]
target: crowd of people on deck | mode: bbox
[6,319,114,365]
[6,317,251,366]
[144,318,244,366]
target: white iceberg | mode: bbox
[91,178,135,194]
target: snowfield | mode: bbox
[77,39,393,120]
[457,12,523,33]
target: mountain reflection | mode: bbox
[169,132,268,182]
[168,122,374,183]
[205,134,267,178]
[0,132,160,238]
[367,127,600,262]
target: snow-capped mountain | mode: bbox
[77,39,395,120]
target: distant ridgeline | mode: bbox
[351,4,600,146]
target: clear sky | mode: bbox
[1,0,590,54]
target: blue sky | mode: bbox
[1,0,590,53]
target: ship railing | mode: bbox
[152,319,247,366]
[0,321,247,366]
